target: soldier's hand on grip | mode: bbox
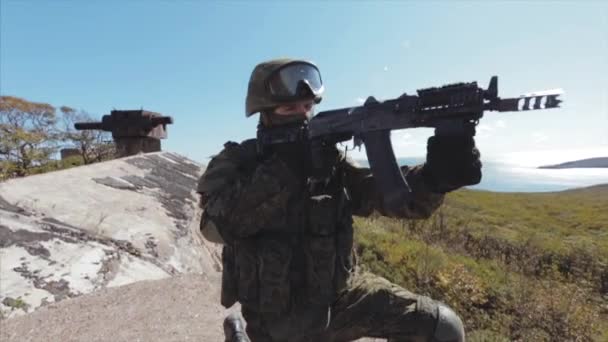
[422,132,482,193]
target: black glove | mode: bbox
[423,131,482,193]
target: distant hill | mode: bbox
[559,183,608,194]
[539,157,608,169]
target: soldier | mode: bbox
[197,59,482,342]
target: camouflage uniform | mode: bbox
[198,58,474,342]
[198,138,458,342]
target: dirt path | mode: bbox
[1,273,236,342]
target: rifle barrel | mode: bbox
[149,116,173,125]
[74,122,104,130]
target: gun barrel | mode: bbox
[74,122,104,130]
[493,94,562,112]
[149,116,173,126]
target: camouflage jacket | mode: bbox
[197,139,444,335]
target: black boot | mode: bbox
[224,312,251,342]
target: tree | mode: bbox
[57,106,114,164]
[0,96,59,179]
[0,96,117,181]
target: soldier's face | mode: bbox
[273,99,315,119]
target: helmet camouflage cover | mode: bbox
[245,58,323,117]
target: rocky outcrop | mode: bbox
[0,152,222,319]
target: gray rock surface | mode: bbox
[0,273,234,342]
[0,152,221,319]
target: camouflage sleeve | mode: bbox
[197,141,292,244]
[342,157,444,219]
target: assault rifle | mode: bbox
[306,76,562,213]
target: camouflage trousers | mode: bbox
[241,272,441,342]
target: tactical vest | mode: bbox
[219,139,355,338]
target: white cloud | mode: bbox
[477,120,508,139]
[532,131,549,144]
[477,124,494,132]
[476,124,495,139]
[393,131,412,141]
[355,98,365,104]
[383,66,389,72]
[392,129,426,155]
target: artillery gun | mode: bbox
[75,110,174,158]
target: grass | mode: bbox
[354,184,608,341]
[2,297,29,313]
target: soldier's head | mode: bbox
[245,58,324,127]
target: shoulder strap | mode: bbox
[238,138,262,172]
[197,139,258,195]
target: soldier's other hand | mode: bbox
[422,135,482,193]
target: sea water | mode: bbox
[357,158,608,193]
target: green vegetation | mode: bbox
[17,155,85,176]
[1,96,115,181]
[354,185,608,341]
[2,297,29,312]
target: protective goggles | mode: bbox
[266,62,324,101]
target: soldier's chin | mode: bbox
[292,110,313,122]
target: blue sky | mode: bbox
[2,1,607,166]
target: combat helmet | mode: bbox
[245,58,324,117]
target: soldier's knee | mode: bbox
[431,303,465,342]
